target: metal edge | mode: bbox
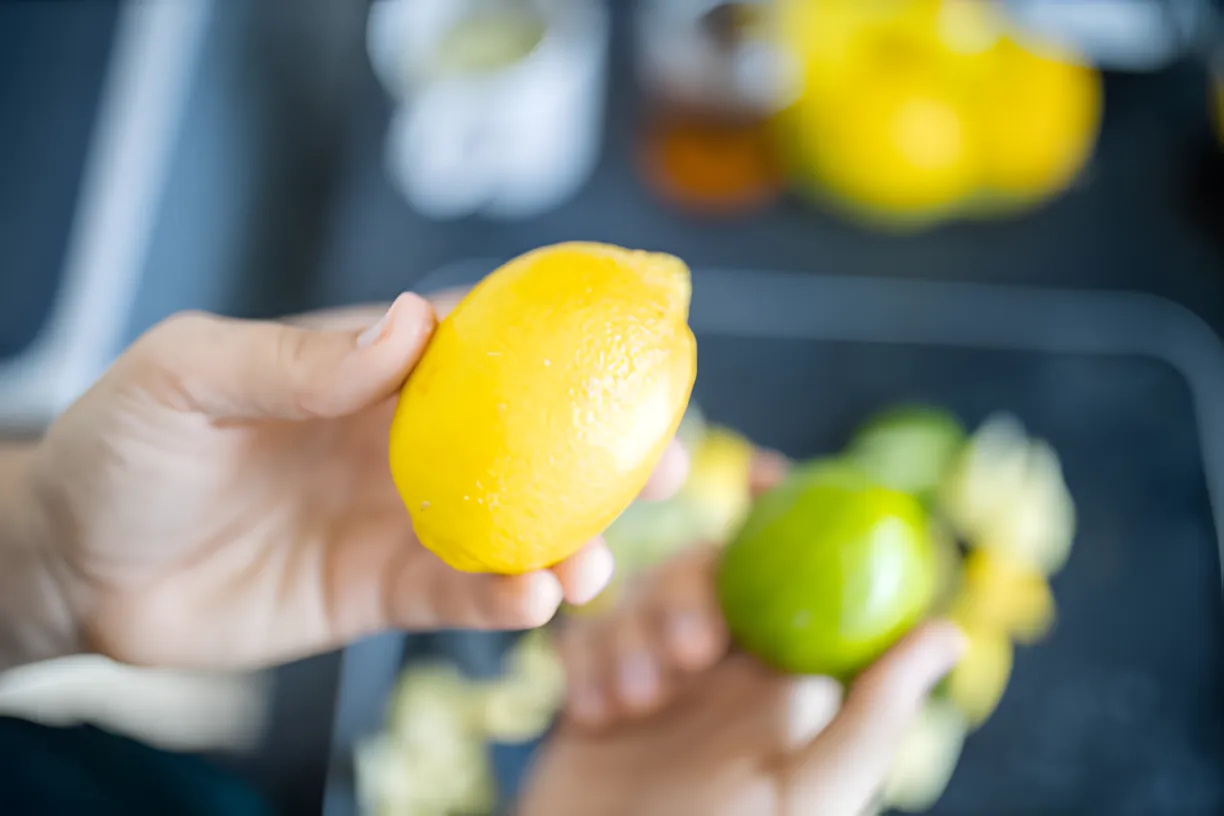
[0,0,213,429]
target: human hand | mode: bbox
[521,456,963,816]
[18,290,687,669]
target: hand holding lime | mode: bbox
[717,461,937,678]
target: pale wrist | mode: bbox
[0,443,80,668]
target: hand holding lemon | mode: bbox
[14,243,693,671]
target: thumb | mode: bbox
[780,621,965,816]
[139,293,436,420]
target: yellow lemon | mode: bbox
[952,548,1055,644]
[945,622,1012,726]
[803,30,979,225]
[774,0,984,225]
[681,426,755,543]
[975,36,1101,204]
[389,243,696,574]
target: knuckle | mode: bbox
[124,310,218,407]
[274,325,330,418]
[156,308,213,336]
[136,310,212,360]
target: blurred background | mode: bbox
[2,0,1224,814]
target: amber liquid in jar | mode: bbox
[636,1,785,216]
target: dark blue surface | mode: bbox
[0,3,119,359]
[696,340,1224,814]
[0,716,270,816]
[378,340,1224,815]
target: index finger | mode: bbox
[749,448,790,497]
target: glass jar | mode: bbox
[634,0,794,216]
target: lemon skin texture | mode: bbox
[389,242,697,574]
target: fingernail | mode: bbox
[921,621,968,686]
[618,653,659,707]
[640,441,690,501]
[786,676,842,748]
[569,547,615,606]
[526,572,564,626]
[356,306,392,349]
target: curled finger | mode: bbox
[780,621,965,816]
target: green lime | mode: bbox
[847,405,966,503]
[717,460,937,678]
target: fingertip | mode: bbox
[925,619,969,664]
[849,620,966,715]
[749,448,790,496]
[785,676,843,750]
[780,624,963,816]
[522,571,564,628]
[894,619,966,687]
[553,540,615,606]
[427,287,468,321]
[640,439,690,501]
[390,292,437,347]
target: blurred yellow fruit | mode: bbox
[772,0,1100,226]
[953,549,1055,643]
[945,623,1013,726]
[681,426,755,542]
[884,697,967,812]
[389,242,697,574]
[928,518,964,613]
[976,37,1101,204]
[794,27,980,224]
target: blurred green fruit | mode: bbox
[717,460,937,678]
[847,404,966,503]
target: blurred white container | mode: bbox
[367,0,609,220]
[1002,0,1214,70]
